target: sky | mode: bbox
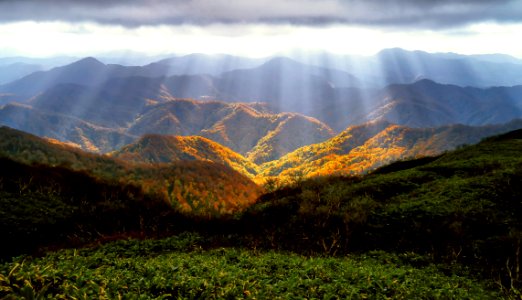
[0,0,521,58]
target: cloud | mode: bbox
[0,0,520,28]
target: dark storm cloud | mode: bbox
[0,0,520,28]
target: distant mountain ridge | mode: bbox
[3,55,522,132]
[300,48,522,88]
[360,79,522,128]
[0,62,42,85]
[153,53,267,76]
[2,52,522,133]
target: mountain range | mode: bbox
[301,48,522,87]
[1,49,522,184]
[2,50,522,134]
[109,116,522,181]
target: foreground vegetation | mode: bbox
[1,127,522,297]
[0,234,501,299]
[233,130,522,294]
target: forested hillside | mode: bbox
[0,127,262,215]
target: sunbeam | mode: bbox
[1,1,522,298]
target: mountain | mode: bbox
[363,79,522,128]
[301,48,522,88]
[4,77,522,163]
[130,99,335,163]
[0,57,108,97]
[29,73,226,126]
[1,79,335,159]
[0,57,201,99]
[372,48,522,87]
[152,53,267,76]
[244,113,335,164]
[0,62,42,85]
[111,134,259,178]
[320,79,522,130]
[216,57,359,112]
[0,102,135,152]
[4,129,521,297]
[0,126,262,214]
[0,56,78,68]
[0,155,173,258]
[156,57,522,131]
[3,53,522,154]
[468,53,522,65]
[30,79,168,127]
[260,119,522,181]
[0,55,263,100]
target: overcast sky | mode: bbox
[0,0,521,58]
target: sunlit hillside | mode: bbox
[112,134,259,178]
[131,99,334,163]
[260,119,522,182]
[0,126,262,215]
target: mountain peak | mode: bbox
[69,57,105,68]
[412,78,439,86]
[376,48,409,56]
[262,56,301,68]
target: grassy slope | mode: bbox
[0,234,500,299]
[236,129,522,291]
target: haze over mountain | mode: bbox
[0,63,43,85]
[2,50,522,134]
[0,54,265,100]
[297,48,522,88]
[215,57,360,111]
[154,54,268,76]
[359,79,522,128]
[369,48,522,87]
[0,57,174,98]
